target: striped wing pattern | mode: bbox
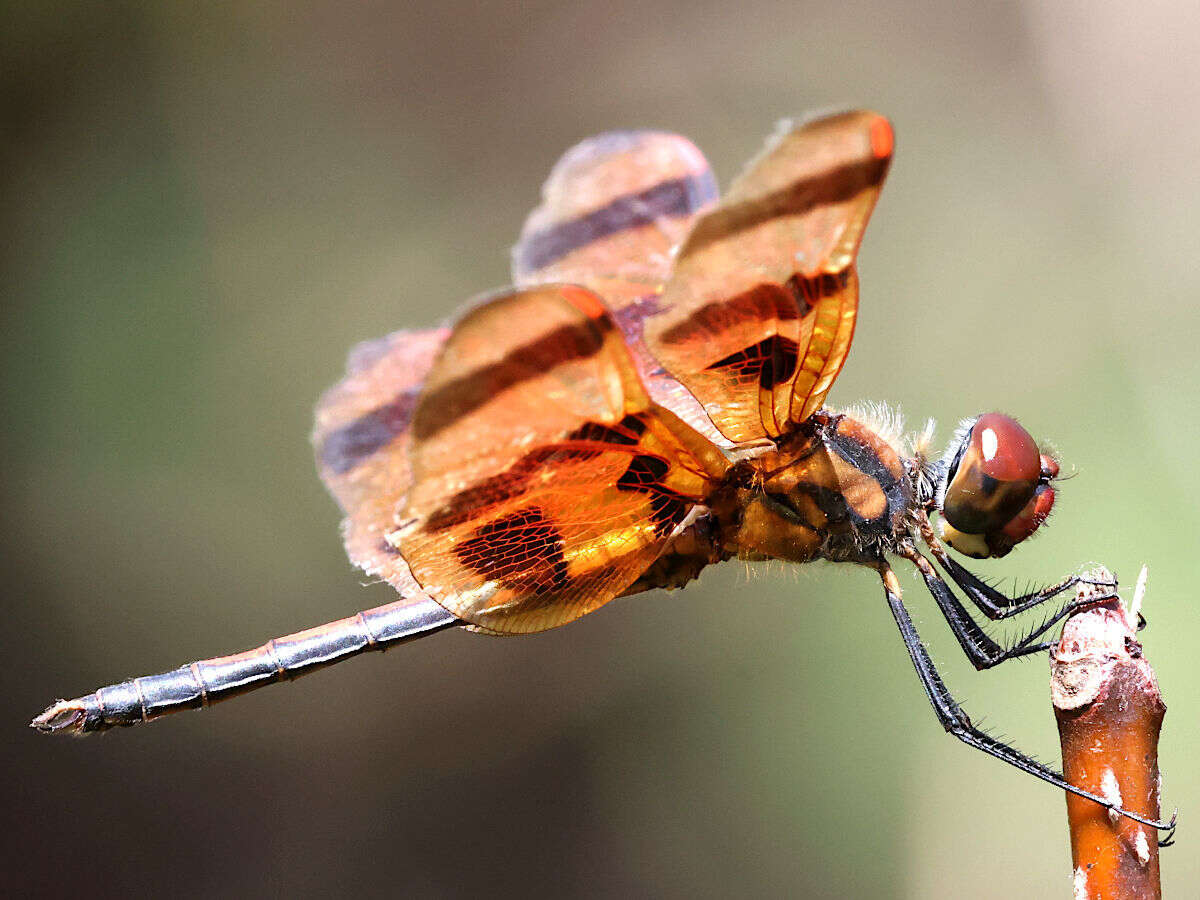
[512,129,717,312]
[393,284,727,634]
[314,111,891,635]
[645,110,893,443]
[512,130,729,448]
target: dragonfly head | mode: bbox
[934,413,1058,559]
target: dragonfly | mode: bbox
[33,110,1173,838]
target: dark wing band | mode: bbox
[314,327,450,601]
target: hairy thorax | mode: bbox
[715,410,913,567]
[623,411,916,597]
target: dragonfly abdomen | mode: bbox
[32,597,458,734]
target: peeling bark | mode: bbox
[1051,567,1165,900]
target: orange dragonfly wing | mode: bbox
[313,327,449,601]
[393,283,727,634]
[645,110,894,443]
[314,115,889,628]
[512,130,729,449]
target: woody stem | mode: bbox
[1051,567,1168,899]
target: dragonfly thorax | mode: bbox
[713,411,914,567]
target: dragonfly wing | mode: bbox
[512,130,729,448]
[645,110,893,443]
[395,284,726,634]
[314,327,450,600]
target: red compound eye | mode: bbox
[942,413,1041,536]
[1000,484,1056,544]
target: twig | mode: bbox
[1051,566,1166,900]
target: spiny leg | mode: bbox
[916,512,1106,621]
[877,565,1176,841]
[899,546,1007,670]
[899,546,1115,672]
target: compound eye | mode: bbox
[942,413,1041,535]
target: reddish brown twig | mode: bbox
[1051,566,1166,900]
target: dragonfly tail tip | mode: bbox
[30,699,87,736]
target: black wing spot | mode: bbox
[616,453,670,487]
[616,454,692,536]
[787,269,849,308]
[455,507,569,593]
[705,335,799,390]
[564,413,646,445]
[618,413,648,436]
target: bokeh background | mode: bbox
[5,2,1199,897]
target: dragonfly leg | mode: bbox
[916,512,1107,620]
[899,546,1114,671]
[878,565,1176,843]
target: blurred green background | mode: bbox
[5,2,1198,897]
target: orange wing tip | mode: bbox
[868,114,894,160]
[558,283,610,320]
